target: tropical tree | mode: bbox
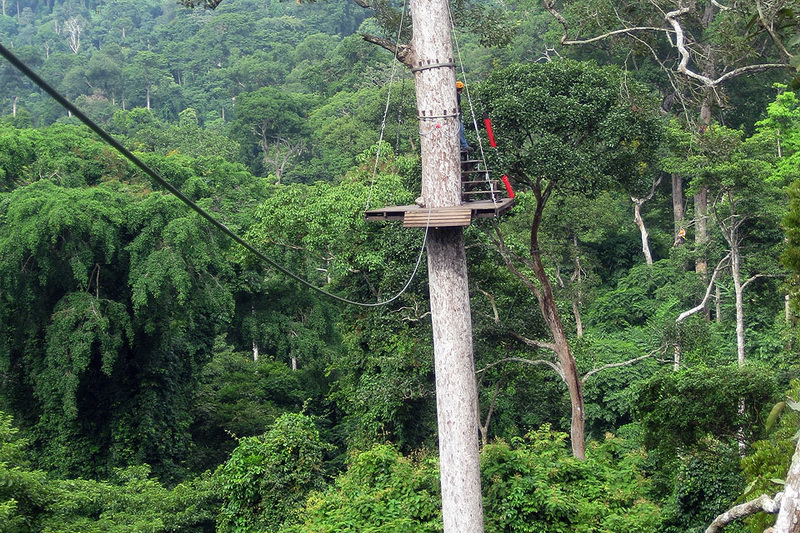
[478,58,663,459]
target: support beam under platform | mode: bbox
[364,197,515,228]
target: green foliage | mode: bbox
[480,58,664,196]
[657,441,746,533]
[635,365,779,453]
[189,342,307,472]
[216,413,330,532]
[740,383,800,532]
[481,426,659,533]
[282,444,441,533]
[586,260,693,330]
[0,411,216,532]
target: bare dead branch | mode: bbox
[543,0,672,45]
[479,374,507,446]
[755,0,793,59]
[666,7,787,87]
[509,331,557,353]
[741,273,785,291]
[631,173,664,205]
[581,352,655,383]
[476,356,564,381]
[705,493,782,533]
[676,253,731,323]
[477,288,500,324]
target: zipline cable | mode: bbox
[0,42,426,309]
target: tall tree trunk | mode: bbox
[695,186,709,276]
[731,227,746,366]
[631,175,661,266]
[410,0,484,530]
[530,184,585,460]
[672,173,684,236]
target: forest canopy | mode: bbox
[1,0,800,531]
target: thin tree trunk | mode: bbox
[530,185,585,460]
[673,173,684,235]
[631,175,661,266]
[732,239,746,365]
[633,201,653,265]
[695,187,708,275]
[410,0,484,529]
[571,235,583,337]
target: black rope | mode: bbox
[0,42,404,308]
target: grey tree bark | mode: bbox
[409,0,484,531]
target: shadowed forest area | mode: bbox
[2,0,800,531]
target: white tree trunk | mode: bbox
[410,0,484,529]
[633,201,653,265]
[732,243,746,366]
[774,438,800,532]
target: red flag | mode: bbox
[501,175,514,199]
[484,113,496,148]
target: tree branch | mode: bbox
[705,493,782,533]
[543,0,672,45]
[361,34,415,66]
[490,221,541,299]
[676,253,731,323]
[581,352,654,383]
[509,331,557,353]
[666,7,787,87]
[476,356,564,381]
[477,288,500,325]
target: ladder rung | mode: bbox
[461,169,492,174]
[462,180,500,185]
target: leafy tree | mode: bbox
[481,426,660,533]
[635,365,778,453]
[229,87,315,182]
[215,413,330,532]
[281,444,441,533]
[478,58,664,459]
[189,341,307,473]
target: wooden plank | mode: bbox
[364,198,516,225]
[403,207,472,228]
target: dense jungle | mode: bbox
[2,0,800,531]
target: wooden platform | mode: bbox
[364,197,516,228]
